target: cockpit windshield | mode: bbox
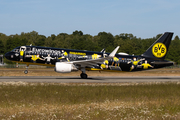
[12,47,20,52]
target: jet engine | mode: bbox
[54,62,78,73]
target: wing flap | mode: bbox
[65,46,119,67]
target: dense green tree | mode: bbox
[73,30,83,36]
[71,37,85,50]
[45,36,53,47]
[166,36,180,64]
[0,40,4,54]
[35,35,46,46]
[21,38,28,46]
[51,34,56,41]
[0,33,8,48]
[52,33,72,49]
[26,31,39,46]
[97,32,114,52]
[6,37,15,53]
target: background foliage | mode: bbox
[0,31,179,64]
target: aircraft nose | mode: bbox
[5,52,12,60]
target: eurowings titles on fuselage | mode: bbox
[5,32,174,78]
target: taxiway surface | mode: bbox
[0,76,180,83]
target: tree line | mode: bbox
[0,30,180,64]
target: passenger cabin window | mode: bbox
[26,47,31,51]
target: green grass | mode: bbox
[0,82,180,119]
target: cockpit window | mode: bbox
[12,49,19,52]
[11,47,20,52]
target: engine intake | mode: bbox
[54,62,77,73]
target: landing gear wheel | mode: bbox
[24,64,29,74]
[80,73,88,79]
[24,70,28,74]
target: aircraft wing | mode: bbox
[72,57,108,67]
[68,46,119,67]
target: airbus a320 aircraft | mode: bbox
[5,32,174,78]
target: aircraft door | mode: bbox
[20,46,26,52]
[19,46,26,62]
[25,47,32,57]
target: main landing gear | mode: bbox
[80,72,87,79]
[80,67,88,79]
[24,64,29,74]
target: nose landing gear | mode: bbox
[24,64,29,74]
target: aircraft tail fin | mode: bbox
[141,32,173,60]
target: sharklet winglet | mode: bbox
[109,46,120,57]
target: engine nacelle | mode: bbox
[55,62,78,73]
[55,62,73,73]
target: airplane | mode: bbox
[5,32,174,79]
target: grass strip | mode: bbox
[0,82,180,119]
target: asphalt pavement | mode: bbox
[0,76,180,83]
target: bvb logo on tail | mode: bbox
[152,43,167,58]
